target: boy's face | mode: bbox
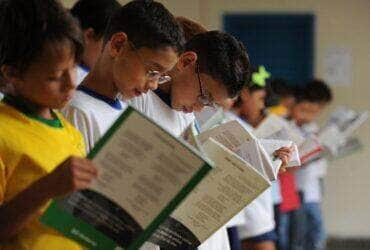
[240,88,266,125]
[170,52,230,113]
[109,33,179,99]
[2,41,77,109]
[280,96,296,111]
[291,101,325,126]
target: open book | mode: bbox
[318,106,369,156]
[40,107,213,250]
[148,138,270,248]
[254,114,305,145]
[255,114,326,165]
[197,119,298,181]
[144,117,302,248]
[194,106,226,132]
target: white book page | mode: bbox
[169,139,270,244]
[234,140,265,178]
[260,139,301,168]
[255,114,305,145]
[197,120,256,152]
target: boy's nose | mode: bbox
[64,70,76,90]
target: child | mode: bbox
[265,79,302,250]
[63,0,184,152]
[266,79,296,117]
[70,0,121,84]
[227,67,291,250]
[290,80,332,250]
[0,0,97,249]
[129,17,252,249]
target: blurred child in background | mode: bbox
[291,80,333,250]
[224,67,292,250]
[71,0,121,84]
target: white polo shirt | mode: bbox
[76,64,89,85]
[63,85,126,153]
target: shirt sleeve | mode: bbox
[62,106,100,154]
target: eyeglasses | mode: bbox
[129,42,171,85]
[196,62,215,107]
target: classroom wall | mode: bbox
[63,0,370,238]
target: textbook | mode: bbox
[148,138,270,248]
[255,114,322,165]
[198,119,298,181]
[40,107,213,250]
[254,114,305,146]
[194,106,226,132]
[318,106,369,156]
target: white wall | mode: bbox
[63,0,370,238]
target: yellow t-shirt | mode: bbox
[0,102,86,250]
[268,105,289,117]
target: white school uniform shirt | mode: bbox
[62,86,127,153]
[75,64,89,85]
[62,86,158,250]
[295,122,328,203]
[222,112,275,238]
[129,90,230,250]
[0,92,3,100]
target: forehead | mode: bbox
[298,101,321,111]
[32,40,76,67]
[251,89,266,98]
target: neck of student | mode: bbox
[81,57,118,100]
[13,94,53,119]
[159,81,171,94]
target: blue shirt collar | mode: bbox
[78,63,90,73]
[77,85,123,110]
[153,88,172,108]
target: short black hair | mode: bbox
[185,31,251,98]
[295,79,333,104]
[71,0,120,39]
[269,78,296,97]
[104,0,184,52]
[0,0,83,75]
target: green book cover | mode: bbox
[40,107,212,249]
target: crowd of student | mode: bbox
[0,0,334,249]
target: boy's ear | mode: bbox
[84,28,98,42]
[1,65,20,82]
[108,32,128,57]
[177,51,197,71]
[240,88,250,102]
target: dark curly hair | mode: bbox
[0,0,83,76]
[71,0,121,39]
[295,79,333,104]
[185,31,251,98]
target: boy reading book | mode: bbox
[291,80,332,250]
[0,1,98,249]
[70,0,121,84]
[63,0,184,152]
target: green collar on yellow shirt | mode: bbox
[2,95,63,128]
